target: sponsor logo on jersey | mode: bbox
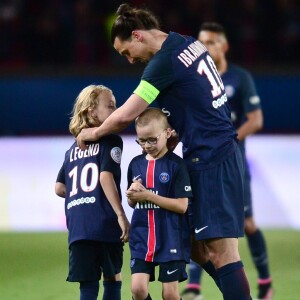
[110,147,122,163]
[159,172,170,183]
[67,196,96,210]
[212,93,228,109]
[135,200,160,209]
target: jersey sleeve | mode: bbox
[240,70,261,113]
[56,163,65,184]
[134,51,175,104]
[172,160,193,198]
[100,135,123,174]
[127,160,133,190]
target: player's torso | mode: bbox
[63,140,122,244]
[129,154,190,262]
[144,32,236,167]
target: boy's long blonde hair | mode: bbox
[69,85,112,137]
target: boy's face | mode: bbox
[136,120,170,159]
[93,90,116,124]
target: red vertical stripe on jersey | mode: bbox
[145,160,156,262]
[145,209,156,262]
[146,160,155,188]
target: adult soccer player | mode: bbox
[181,22,273,300]
[77,4,252,299]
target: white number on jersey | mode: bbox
[69,163,99,197]
[197,55,224,98]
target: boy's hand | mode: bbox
[127,178,144,193]
[118,214,130,243]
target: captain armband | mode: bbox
[134,80,160,104]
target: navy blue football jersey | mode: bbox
[222,64,261,149]
[135,32,237,170]
[127,151,192,263]
[56,135,123,246]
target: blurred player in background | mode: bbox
[126,108,192,300]
[181,22,273,300]
[55,84,130,300]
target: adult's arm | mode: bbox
[237,108,263,141]
[77,94,149,149]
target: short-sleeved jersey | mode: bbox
[127,151,193,263]
[134,32,237,170]
[56,135,123,246]
[222,64,262,150]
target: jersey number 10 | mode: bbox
[197,56,224,98]
[69,163,99,197]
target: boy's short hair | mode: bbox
[135,108,169,129]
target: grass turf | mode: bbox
[0,230,299,299]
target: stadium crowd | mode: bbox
[1,0,299,69]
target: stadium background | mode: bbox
[0,1,299,299]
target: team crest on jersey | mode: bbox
[225,85,235,98]
[110,147,122,163]
[159,172,170,183]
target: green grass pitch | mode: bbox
[0,230,299,299]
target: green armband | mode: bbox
[134,80,160,104]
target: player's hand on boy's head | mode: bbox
[77,127,99,150]
[167,129,179,152]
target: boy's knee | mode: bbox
[131,284,148,299]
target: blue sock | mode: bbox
[217,261,251,300]
[201,260,221,291]
[188,260,203,285]
[103,281,121,300]
[246,229,271,280]
[80,281,99,300]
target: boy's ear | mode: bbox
[166,128,173,138]
[88,107,97,119]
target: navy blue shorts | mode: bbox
[130,258,187,283]
[189,149,245,240]
[67,240,123,282]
